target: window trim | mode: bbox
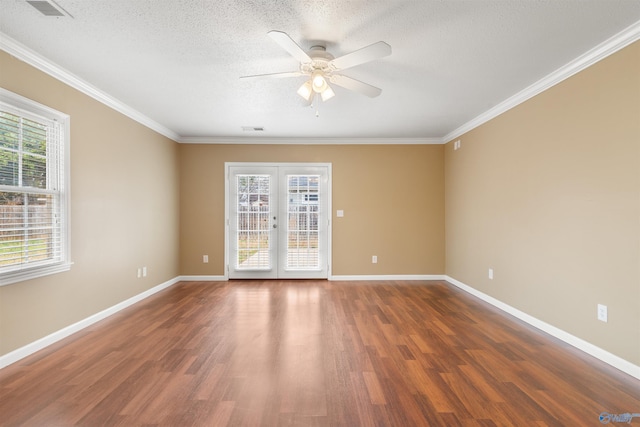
[0,88,71,286]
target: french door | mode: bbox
[227,163,330,279]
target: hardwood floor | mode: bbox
[1,280,638,426]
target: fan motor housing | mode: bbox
[301,45,335,74]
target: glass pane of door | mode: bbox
[236,174,271,270]
[286,175,319,270]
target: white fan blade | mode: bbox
[240,71,303,79]
[268,30,311,63]
[329,74,382,98]
[329,41,391,70]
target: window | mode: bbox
[0,89,70,286]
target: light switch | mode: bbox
[336,210,344,217]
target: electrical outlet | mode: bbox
[597,304,608,322]
[137,268,141,278]
[142,266,147,277]
[372,255,378,264]
[203,255,209,263]
[488,268,494,280]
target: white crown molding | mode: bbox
[3,17,638,147]
[0,32,181,143]
[443,20,640,144]
[179,136,444,145]
[445,276,640,380]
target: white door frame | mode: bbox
[224,162,332,280]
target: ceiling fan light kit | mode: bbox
[241,30,391,111]
[320,85,335,102]
[297,80,313,101]
[312,72,327,92]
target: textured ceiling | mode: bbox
[1,0,640,142]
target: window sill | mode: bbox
[0,262,73,286]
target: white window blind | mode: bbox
[286,175,320,270]
[0,89,70,285]
[236,174,271,270]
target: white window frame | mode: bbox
[0,88,71,286]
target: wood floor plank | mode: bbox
[1,280,638,426]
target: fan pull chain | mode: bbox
[308,93,321,117]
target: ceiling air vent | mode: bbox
[26,1,72,17]
[242,126,264,132]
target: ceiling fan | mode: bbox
[241,31,392,105]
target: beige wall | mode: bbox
[0,51,181,356]
[1,38,637,371]
[445,41,640,365]
[179,144,445,276]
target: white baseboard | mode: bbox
[0,276,181,369]
[5,274,637,380]
[178,275,227,282]
[329,274,447,281]
[445,275,640,380]
[180,274,447,282]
